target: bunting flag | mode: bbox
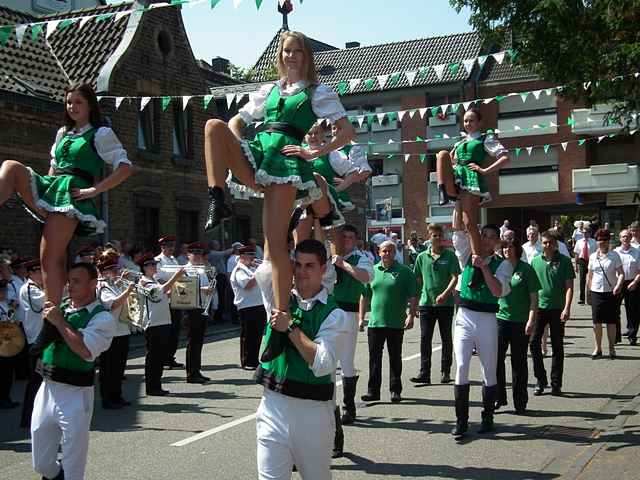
[462,58,476,75]
[203,94,213,110]
[0,25,11,47]
[376,74,389,90]
[387,72,402,88]
[405,71,418,87]
[363,78,376,91]
[225,93,235,109]
[348,78,361,92]
[161,96,171,111]
[449,62,461,76]
[336,81,348,96]
[182,95,192,110]
[14,24,27,48]
[114,97,126,110]
[433,64,446,80]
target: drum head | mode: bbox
[0,322,26,357]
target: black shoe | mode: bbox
[390,392,402,403]
[44,467,65,480]
[361,392,380,402]
[205,186,232,232]
[410,375,430,385]
[438,184,456,206]
[577,300,585,305]
[288,207,305,235]
[533,381,547,396]
[341,409,355,425]
[609,350,617,360]
[164,360,184,370]
[115,398,131,407]
[494,399,507,411]
[194,373,210,382]
[452,384,470,439]
[514,406,527,415]
[187,377,208,384]
[550,386,562,396]
[478,385,496,434]
[102,401,123,410]
[591,351,602,359]
[146,389,170,396]
[441,373,452,384]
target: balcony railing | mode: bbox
[572,104,624,135]
[573,163,640,193]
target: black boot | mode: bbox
[204,186,232,232]
[438,184,457,206]
[318,203,343,229]
[341,376,358,425]
[43,466,64,480]
[29,320,61,357]
[478,385,497,434]
[451,384,470,439]
[332,406,344,458]
[288,206,305,235]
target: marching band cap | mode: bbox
[187,242,206,254]
[23,258,41,271]
[77,245,95,257]
[231,242,244,249]
[95,251,120,271]
[138,252,158,268]
[158,235,177,245]
[10,257,29,268]
[238,246,256,255]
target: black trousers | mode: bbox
[99,335,130,403]
[367,327,404,395]
[214,273,228,323]
[20,351,42,428]
[0,354,15,402]
[530,308,564,389]
[497,320,529,410]
[145,324,171,392]
[418,306,453,378]
[13,343,29,380]
[239,305,267,368]
[617,280,640,341]
[185,309,207,378]
[577,258,588,302]
[165,309,182,365]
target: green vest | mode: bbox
[42,301,109,372]
[333,253,366,310]
[312,154,336,186]
[455,134,487,167]
[457,255,503,312]
[263,84,316,135]
[257,294,338,401]
[54,128,103,180]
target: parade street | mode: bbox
[2,297,639,480]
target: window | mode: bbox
[172,105,193,159]
[138,99,159,152]
[368,157,384,177]
[134,206,159,251]
[498,93,558,138]
[177,209,199,243]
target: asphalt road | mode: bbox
[2,298,640,479]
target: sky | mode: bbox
[180,0,473,70]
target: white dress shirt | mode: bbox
[521,241,541,264]
[97,280,131,337]
[66,299,117,361]
[614,246,640,281]
[139,276,171,329]
[18,280,45,344]
[154,253,179,282]
[588,251,622,293]
[574,238,597,260]
[230,262,263,309]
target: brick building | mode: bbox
[0,1,257,256]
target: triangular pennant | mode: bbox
[140,97,152,111]
[397,110,407,122]
[376,113,386,124]
[495,95,507,102]
[526,146,533,156]
[0,25,11,47]
[433,64,446,80]
[483,98,494,105]
[532,90,542,100]
[583,81,592,90]
[357,116,365,128]
[387,72,402,88]
[449,62,461,76]
[203,95,213,110]
[405,71,418,86]
[409,109,418,119]
[255,0,263,8]
[235,93,246,104]
[161,96,171,111]
[507,49,519,61]
[418,107,428,118]
[348,78,361,91]
[462,58,476,75]
[419,154,426,164]
[15,24,27,48]
[561,142,568,151]
[210,0,222,8]
[30,23,44,41]
[544,88,555,96]
[578,139,586,146]
[440,104,449,115]
[46,20,61,39]
[114,11,130,22]
[520,92,530,103]
[477,55,488,68]
[415,136,424,143]
[430,106,440,117]
[404,154,411,163]
[363,78,376,91]
[417,66,430,79]
[451,103,460,113]
[96,14,113,23]
[336,80,348,96]
[543,144,550,154]
[79,16,93,29]
[233,0,243,8]
[115,97,126,110]
[597,135,606,143]
[492,51,506,64]
[387,112,397,123]
[515,147,522,157]
[462,101,473,111]
[182,96,192,111]
[376,74,389,90]
[225,93,235,109]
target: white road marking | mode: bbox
[171,346,442,447]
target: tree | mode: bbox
[450,0,640,129]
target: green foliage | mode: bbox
[450,0,640,129]
[229,63,279,82]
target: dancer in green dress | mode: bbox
[203,31,355,318]
[436,108,508,286]
[0,83,132,339]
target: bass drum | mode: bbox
[0,320,26,358]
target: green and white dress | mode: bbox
[452,131,507,203]
[232,79,347,206]
[25,124,131,236]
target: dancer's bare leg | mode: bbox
[263,184,296,312]
[460,193,481,257]
[0,160,45,216]
[293,216,314,245]
[310,173,331,218]
[40,214,78,304]
[436,151,458,198]
[203,119,259,191]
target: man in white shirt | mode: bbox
[615,229,640,345]
[0,279,20,409]
[154,235,183,370]
[521,227,542,264]
[31,262,116,480]
[254,239,349,480]
[499,220,510,238]
[573,229,597,304]
[226,242,244,277]
[230,246,266,370]
[630,221,640,248]
[572,221,585,246]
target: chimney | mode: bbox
[211,57,230,75]
[345,41,360,49]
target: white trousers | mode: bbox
[453,307,498,386]
[31,380,94,480]
[256,390,334,480]
[337,311,359,378]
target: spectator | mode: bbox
[614,229,640,345]
[370,228,389,247]
[226,242,243,275]
[499,220,510,238]
[501,229,515,243]
[521,227,541,264]
[176,243,189,265]
[574,229,597,304]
